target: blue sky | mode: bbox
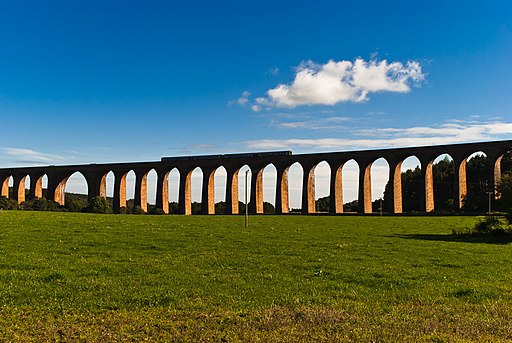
[1,1,511,204]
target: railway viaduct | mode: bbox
[1,140,511,215]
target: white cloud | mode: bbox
[228,91,251,106]
[251,104,261,112]
[244,121,512,151]
[255,58,424,110]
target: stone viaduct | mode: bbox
[1,140,511,215]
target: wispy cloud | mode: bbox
[271,116,352,130]
[266,67,280,76]
[244,121,512,151]
[252,58,424,110]
[0,147,64,165]
[228,90,251,106]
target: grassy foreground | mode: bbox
[0,212,511,342]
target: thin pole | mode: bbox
[487,181,492,215]
[488,191,492,215]
[245,170,249,227]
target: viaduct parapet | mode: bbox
[1,140,511,215]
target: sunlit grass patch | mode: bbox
[0,211,511,341]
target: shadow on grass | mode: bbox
[394,233,512,245]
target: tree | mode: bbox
[343,200,358,212]
[316,196,329,212]
[382,166,422,212]
[83,196,113,214]
[462,154,490,212]
[64,193,88,212]
[496,173,512,211]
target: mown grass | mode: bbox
[0,211,511,341]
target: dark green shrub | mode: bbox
[149,207,165,215]
[131,205,145,215]
[504,211,512,225]
[473,216,511,235]
[263,201,275,214]
[21,198,60,211]
[119,206,128,214]
[83,196,113,214]
[168,202,179,214]
[0,196,17,210]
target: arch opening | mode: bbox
[431,154,455,212]
[99,171,115,208]
[462,151,490,212]
[35,174,48,199]
[287,162,303,212]
[1,176,13,198]
[120,170,136,213]
[370,158,389,213]
[395,156,422,213]
[186,167,203,215]
[59,172,88,211]
[237,165,252,214]
[314,161,331,213]
[213,166,227,214]
[24,175,31,196]
[342,159,359,212]
[146,169,157,209]
[167,168,180,214]
[261,164,277,214]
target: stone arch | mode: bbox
[430,153,456,212]
[262,164,277,214]
[370,157,390,213]
[313,161,331,213]
[146,169,158,208]
[132,169,156,213]
[342,159,359,212]
[13,174,30,204]
[213,166,227,214]
[167,168,180,213]
[23,175,31,201]
[287,162,303,212]
[329,162,344,214]
[493,149,512,198]
[1,175,13,198]
[183,167,203,215]
[55,171,88,206]
[116,170,136,212]
[99,171,115,199]
[398,156,422,213]
[461,151,489,212]
[277,165,290,214]
[32,174,48,199]
[236,165,252,214]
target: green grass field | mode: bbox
[0,211,511,342]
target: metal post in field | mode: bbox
[245,170,249,228]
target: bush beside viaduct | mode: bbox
[1,140,511,215]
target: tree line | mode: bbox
[315,152,512,213]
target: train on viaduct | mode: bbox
[1,140,511,215]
